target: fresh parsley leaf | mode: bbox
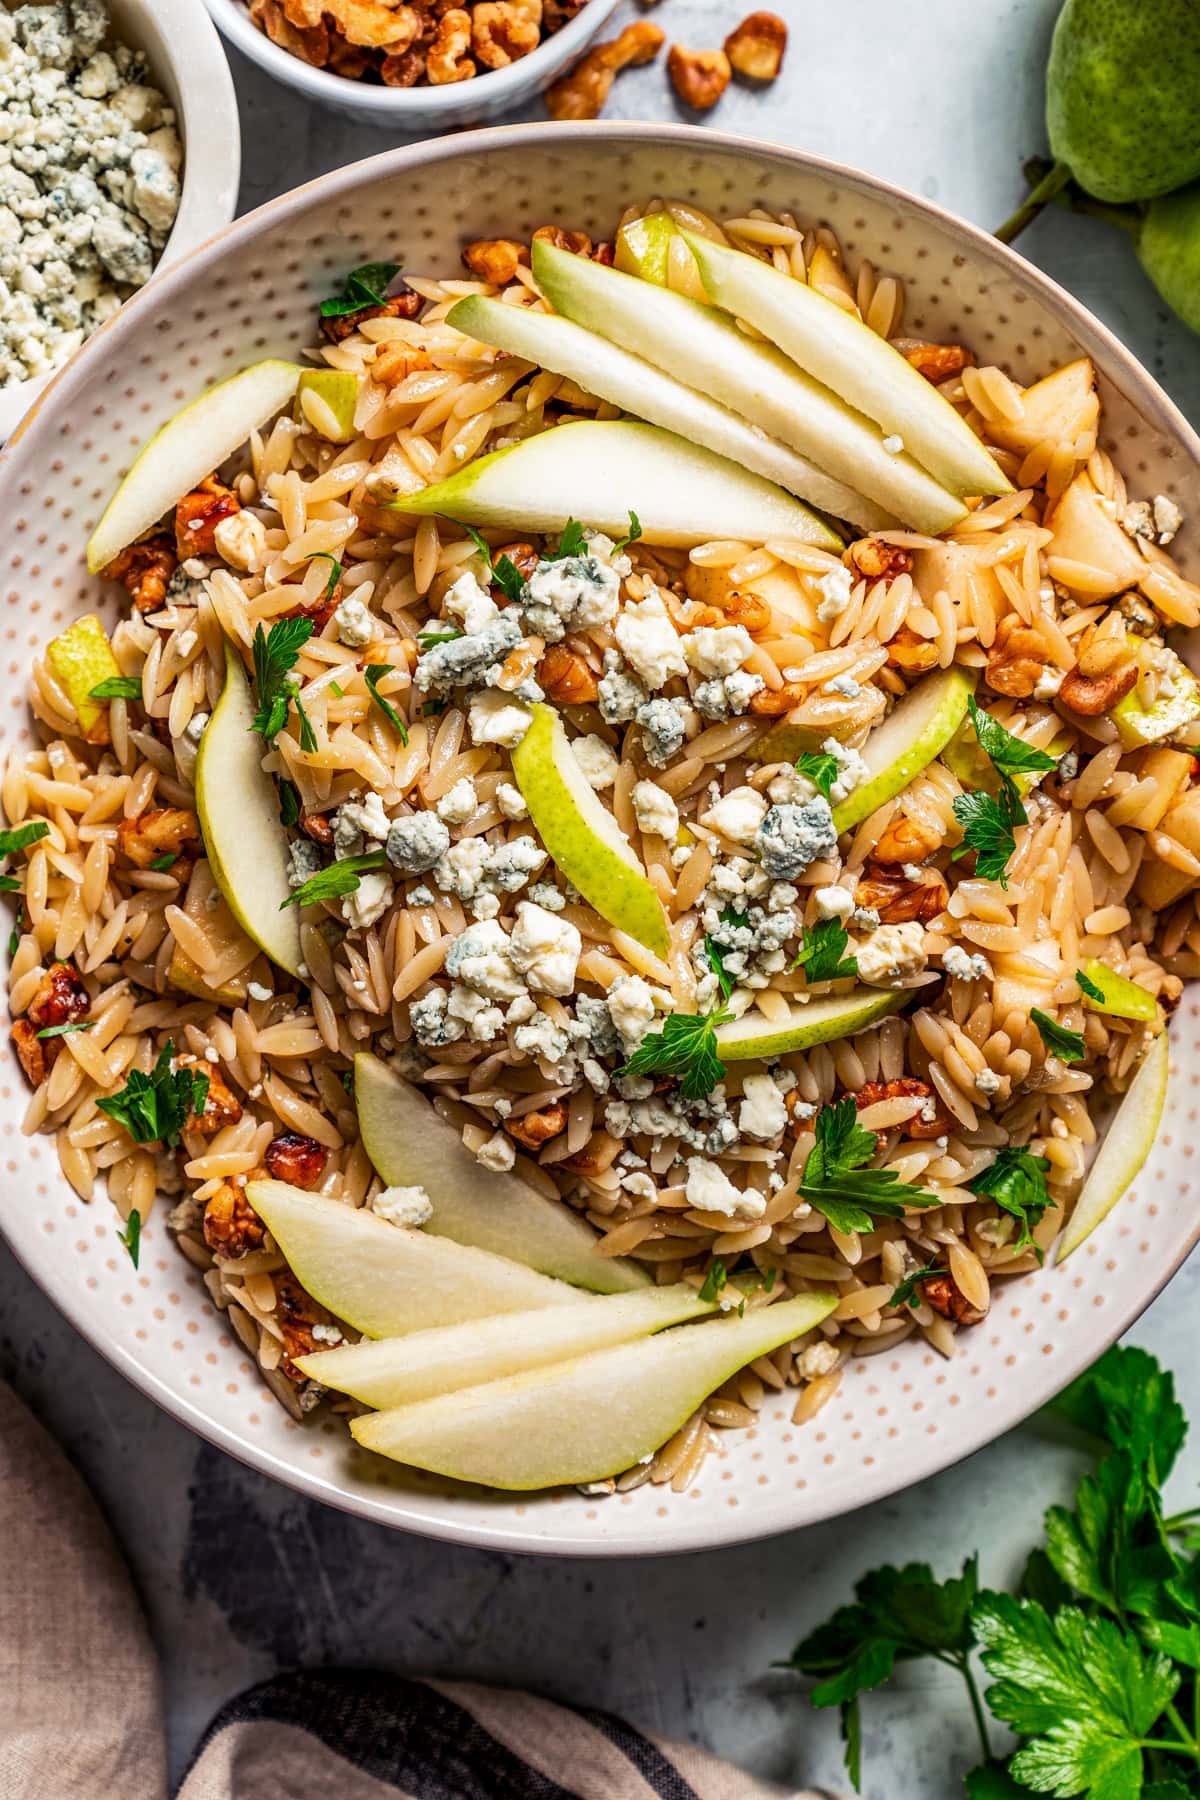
[278,781,301,829]
[1048,1345,1187,1485]
[0,875,20,892]
[612,511,642,554]
[1076,966,1106,1003]
[416,622,463,649]
[36,1020,93,1040]
[281,851,389,911]
[364,663,409,744]
[952,789,1019,886]
[88,675,142,700]
[968,697,1057,798]
[451,520,496,572]
[329,680,344,700]
[319,260,401,318]
[493,555,527,603]
[8,902,24,958]
[251,619,314,745]
[306,552,342,602]
[1031,1008,1087,1065]
[292,692,318,755]
[794,917,858,983]
[96,1041,207,1147]
[116,1207,141,1269]
[703,906,747,1004]
[549,519,586,560]
[699,1259,727,1303]
[340,1068,354,1095]
[795,750,840,803]
[617,1008,727,1103]
[889,1255,943,1310]
[1042,1449,1176,1619]
[0,821,49,856]
[964,1764,1027,1799]
[969,1146,1052,1254]
[148,853,177,872]
[797,1097,938,1234]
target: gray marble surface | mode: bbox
[3,3,1200,1794]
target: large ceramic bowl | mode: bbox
[0,0,241,442]
[2,125,1198,1557]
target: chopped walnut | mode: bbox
[370,343,435,389]
[506,1102,568,1149]
[539,644,599,704]
[203,1180,268,1258]
[319,289,421,345]
[100,535,178,615]
[117,807,201,869]
[274,1271,329,1378]
[176,1056,243,1137]
[11,1020,48,1088]
[855,1076,951,1141]
[1059,660,1138,716]
[873,812,944,865]
[493,541,539,583]
[984,614,1057,701]
[472,0,539,67]
[427,7,474,80]
[328,32,373,76]
[667,42,731,110]
[532,225,593,258]
[264,1130,329,1189]
[903,343,973,385]
[749,680,805,717]
[175,478,241,561]
[380,44,423,83]
[886,625,939,675]
[922,1269,987,1326]
[26,961,90,1031]
[324,0,420,48]
[462,238,529,285]
[848,537,913,581]
[299,807,334,846]
[249,0,330,64]
[546,20,665,119]
[855,865,947,925]
[723,10,786,80]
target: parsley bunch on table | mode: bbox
[781,1344,1200,1797]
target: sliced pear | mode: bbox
[1078,960,1159,1024]
[533,241,966,536]
[511,702,670,958]
[1057,1029,1169,1261]
[393,419,842,551]
[1112,640,1200,748]
[1045,471,1146,598]
[296,369,359,443]
[354,1052,647,1292]
[448,292,876,529]
[682,233,1011,501]
[716,987,906,1062]
[167,859,257,1004]
[350,1291,837,1489]
[246,1179,586,1337]
[984,358,1099,459]
[296,1284,712,1408]
[194,642,303,978]
[46,614,122,745]
[87,359,301,573]
[614,212,676,283]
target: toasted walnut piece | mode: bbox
[176,1056,243,1136]
[11,1019,48,1088]
[249,0,330,64]
[985,613,1055,700]
[592,241,616,266]
[922,1269,987,1326]
[283,578,341,633]
[749,680,806,717]
[855,866,948,925]
[723,10,786,80]
[462,238,529,285]
[117,806,201,869]
[904,343,973,385]
[719,589,771,635]
[506,1102,568,1150]
[371,343,434,389]
[325,0,419,48]
[472,0,539,66]
[203,1180,267,1258]
[427,7,475,80]
[559,1136,619,1175]
[886,625,939,675]
[274,1271,329,1377]
[494,541,539,581]
[873,812,944,865]
[327,33,373,76]
[539,643,599,704]
[264,1130,329,1189]
[546,20,664,119]
[101,534,177,615]
[667,42,731,110]
[26,961,90,1031]
[497,638,545,693]
[855,1076,951,1140]
[380,45,423,83]
[543,0,584,27]
[175,477,241,561]
[319,289,421,345]
[849,537,913,581]
[532,224,593,257]
[280,0,322,24]
[299,807,334,847]
[1059,660,1138,716]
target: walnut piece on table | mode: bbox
[667,42,731,110]
[724,11,787,81]
[545,19,665,120]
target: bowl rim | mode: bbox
[200,0,623,117]
[4,120,1200,1556]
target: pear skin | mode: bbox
[1137,182,1200,335]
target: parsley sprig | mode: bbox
[952,699,1057,888]
[795,750,840,803]
[97,1041,209,1147]
[251,618,314,746]
[888,1254,944,1310]
[281,851,389,911]
[781,1343,1200,1796]
[794,917,858,983]
[445,519,527,602]
[89,675,143,701]
[703,906,748,1004]
[797,1097,938,1233]
[1032,1008,1087,1065]
[319,260,401,319]
[617,1007,729,1103]
[363,663,409,744]
[968,1145,1052,1254]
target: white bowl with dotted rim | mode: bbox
[0,0,241,444]
[202,0,623,129]
[2,123,1198,1557]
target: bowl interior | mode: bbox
[2,128,1198,1555]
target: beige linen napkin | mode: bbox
[0,1381,841,1800]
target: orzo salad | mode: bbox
[5,201,1194,1495]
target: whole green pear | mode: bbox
[1047,0,1200,202]
[1136,181,1200,334]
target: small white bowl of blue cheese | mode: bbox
[0,0,241,439]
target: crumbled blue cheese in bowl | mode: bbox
[0,0,183,388]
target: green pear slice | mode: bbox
[1057,1030,1169,1261]
[394,419,842,551]
[167,859,257,1004]
[682,232,1011,501]
[1078,960,1159,1024]
[87,359,301,573]
[834,667,976,833]
[511,702,670,958]
[296,369,359,443]
[448,292,876,529]
[614,212,676,282]
[532,241,967,536]
[716,987,907,1063]
[194,642,303,978]
[350,1290,836,1489]
[296,1284,711,1407]
[246,1179,586,1337]
[354,1052,647,1292]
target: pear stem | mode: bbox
[994,161,1073,245]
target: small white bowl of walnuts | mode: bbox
[203,0,786,129]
